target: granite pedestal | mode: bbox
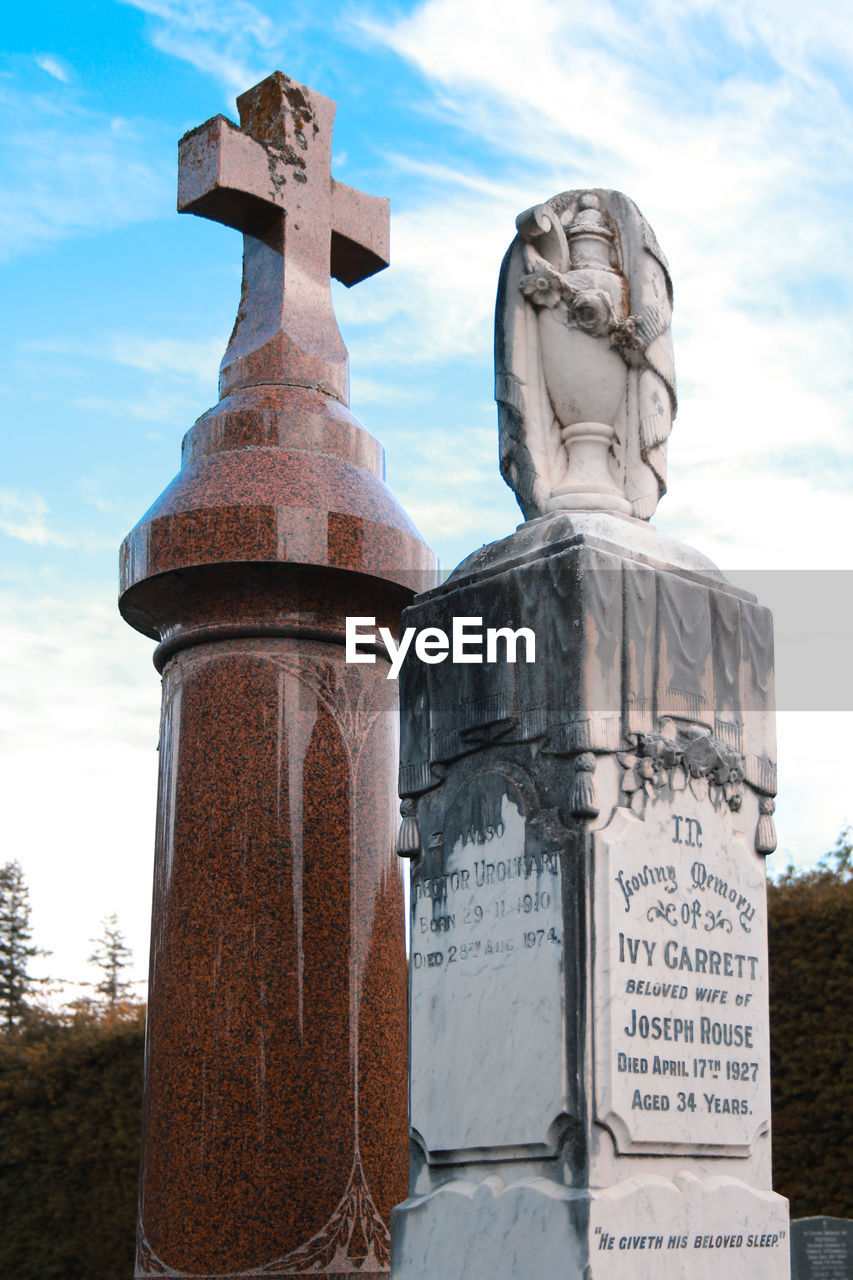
[120,72,435,1278]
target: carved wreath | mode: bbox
[618,730,745,813]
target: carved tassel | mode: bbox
[396,800,421,858]
[756,798,777,856]
[570,752,599,820]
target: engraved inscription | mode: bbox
[793,1219,852,1280]
[411,848,561,972]
[595,792,771,1154]
[409,782,565,1160]
[589,1178,790,1280]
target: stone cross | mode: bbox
[178,71,390,404]
[122,72,435,1280]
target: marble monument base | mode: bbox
[394,1170,788,1280]
[392,512,789,1280]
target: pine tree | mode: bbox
[821,825,852,878]
[0,860,44,1032]
[88,914,133,1006]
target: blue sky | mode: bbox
[2,0,853,995]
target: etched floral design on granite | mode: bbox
[135,1150,389,1278]
[259,1149,390,1274]
[136,1216,172,1277]
[618,725,746,814]
[277,652,386,770]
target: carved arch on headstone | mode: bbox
[409,756,578,1166]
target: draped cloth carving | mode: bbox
[398,546,776,802]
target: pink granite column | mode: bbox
[120,73,434,1279]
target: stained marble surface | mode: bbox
[410,792,565,1160]
[394,513,787,1280]
[496,191,676,521]
[394,1171,790,1280]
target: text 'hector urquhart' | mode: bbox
[345,616,536,679]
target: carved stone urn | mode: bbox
[541,196,632,514]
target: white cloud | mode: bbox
[0,83,171,259]
[0,489,120,552]
[349,374,422,406]
[775,712,852,869]
[707,0,853,78]
[35,54,72,84]
[20,331,225,424]
[342,0,853,567]
[120,0,279,100]
[358,0,853,340]
[0,490,67,547]
[79,480,120,516]
[73,390,205,424]
[124,0,274,42]
[390,422,519,548]
[24,331,225,385]
[336,187,517,365]
[104,333,225,383]
[1,592,161,990]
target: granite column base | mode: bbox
[136,634,407,1278]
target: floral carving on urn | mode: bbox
[496,189,677,521]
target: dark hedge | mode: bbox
[768,866,853,1217]
[0,1005,144,1279]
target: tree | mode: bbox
[0,860,45,1032]
[820,824,852,878]
[88,914,133,1007]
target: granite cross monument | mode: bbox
[120,71,434,1279]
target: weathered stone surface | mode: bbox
[399,513,776,799]
[177,71,389,404]
[496,191,676,521]
[395,1172,789,1280]
[410,784,565,1160]
[393,509,788,1280]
